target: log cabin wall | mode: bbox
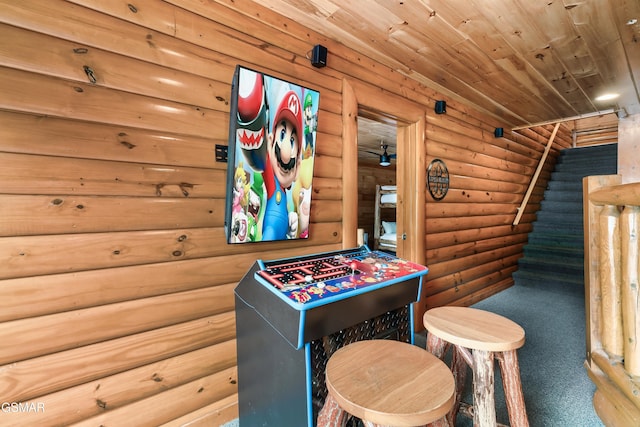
[0,0,572,425]
[421,109,573,314]
[572,114,619,148]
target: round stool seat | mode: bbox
[324,339,455,426]
[423,306,525,352]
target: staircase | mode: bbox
[514,143,618,290]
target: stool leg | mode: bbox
[472,349,496,427]
[426,331,448,358]
[427,415,452,427]
[496,350,529,427]
[449,345,468,426]
[427,333,464,427]
[317,393,349,427]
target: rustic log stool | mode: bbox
[423,306,528,427]
[317,339,455,427]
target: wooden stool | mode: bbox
[423,306,528,427]
[317,339,455,427]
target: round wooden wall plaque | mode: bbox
[427,159,449,201]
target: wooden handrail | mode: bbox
[513,122,560,225]
[589,182,640,206]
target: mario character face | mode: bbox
[268,90,303,190]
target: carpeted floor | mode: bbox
[435,281,603,427]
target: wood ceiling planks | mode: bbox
[258,0,640,127]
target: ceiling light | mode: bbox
[595,93,619,101]
[379,151,391,167]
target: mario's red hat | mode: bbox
[273,90,303,149]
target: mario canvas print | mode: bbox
[225,66,319,244]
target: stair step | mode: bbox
[557,151,617,160]
[537,205,582,217]
[556,151,617,162]
[557,162,615,170]
[532,223,583,236]
[550,170,610,182]
[527,233,583,248]
[535,211,583,224]
[542,191,583,203]
[519,253,583,268]
[546,180,583,192]
[513,269,584,287]
[558,144,618,159]
[523,244,583,258]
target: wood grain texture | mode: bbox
[588,367,640,426]
[324,340,454,426]
[0,0,620,425]
[599,205,624,357]
[424,307,525,352]
[590,182,640,206]
[253,0,639,122]
[0,341,236,426]
[0,312,236,402]
[584,174,622,363]
[621,206,640,375]
[472,349,497,427]
[591,349,640,413]
[496,350,529,427]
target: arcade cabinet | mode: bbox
[234,246,429,426]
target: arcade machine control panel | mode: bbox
[256,246,428,308]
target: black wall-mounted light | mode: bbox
[494,127,504,138]
[310,44,327,68]
[435,100,446,114]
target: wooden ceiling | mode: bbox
[357,116,398,167]
[259,0,640,131]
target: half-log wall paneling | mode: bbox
[0,1,572,425]
[422,111,573,314]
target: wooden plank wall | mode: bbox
[0,0,571,425]
[421,113,573,313]
[572,113,619,147]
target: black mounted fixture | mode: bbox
[380,150,391,167]
[494,127,504,138]
[215,144,228,162]
[365,142,396,167]
[378,144,396,167]
[310,44,327,68]
[435,100,446,114]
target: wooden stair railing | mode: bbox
[513,123,560,226]
[584,176,640,427]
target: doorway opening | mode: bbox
[356,113,398,252]
[341,78,425,266]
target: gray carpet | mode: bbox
[418,281,604,427]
